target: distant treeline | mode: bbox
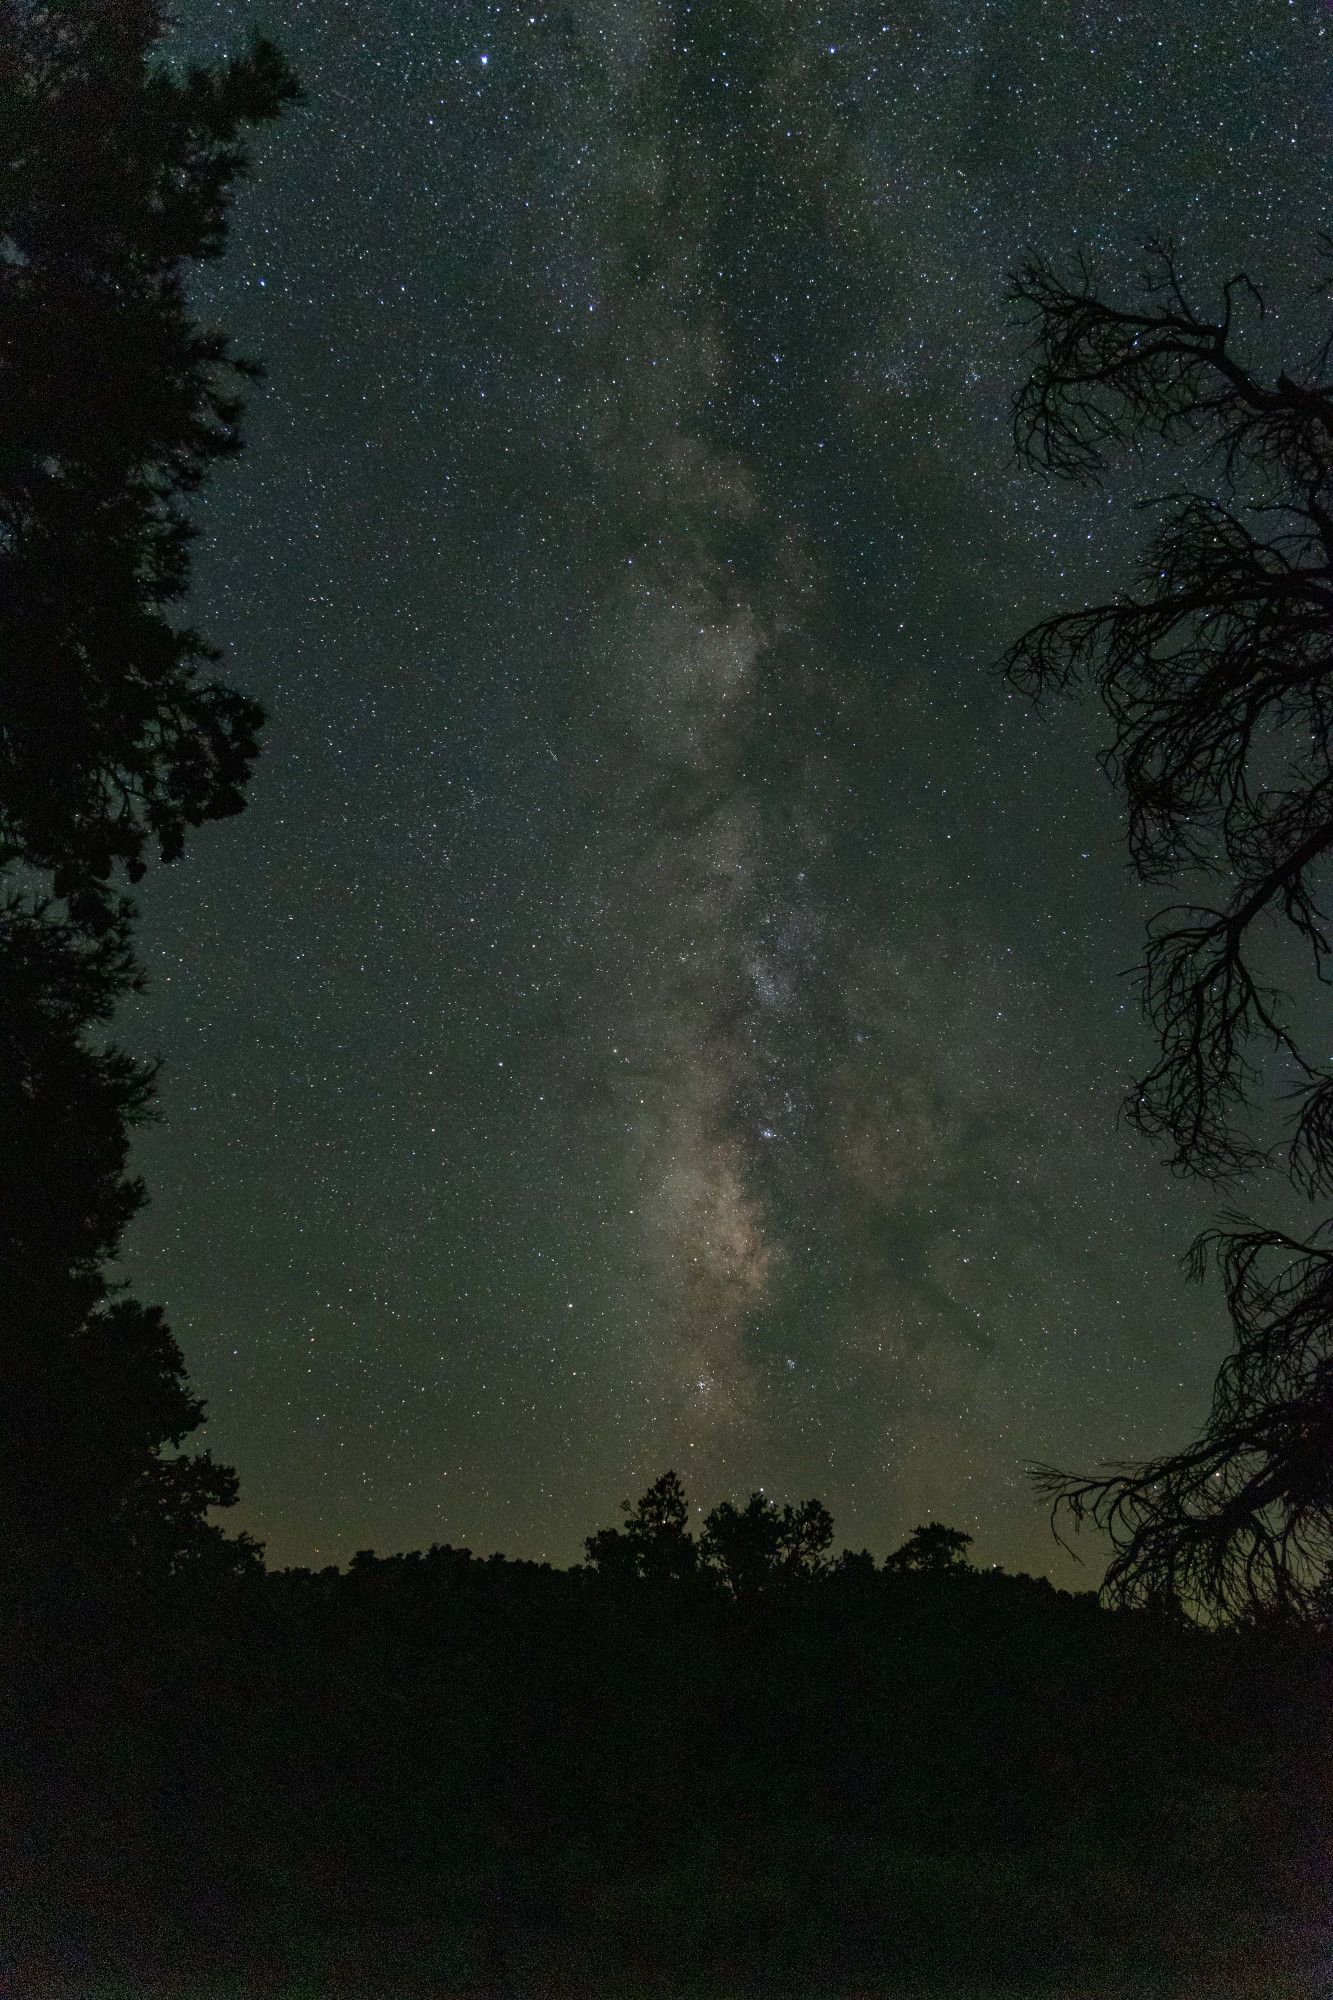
[6,1474,1329,1997]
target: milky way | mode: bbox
[129,0,1333,1569]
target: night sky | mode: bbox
[126,0,1333,1573]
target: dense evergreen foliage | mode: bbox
[0,896,263,1597]
[0,0,298,922]
[0,1,297,1597]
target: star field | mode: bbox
[125,0,1333,1572]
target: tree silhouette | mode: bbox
[0,3,296,1593]
[583,1473,837,1597]
[0,898,258,1591]
[883,1523,974,1577]
[1004,241,1333,1620]
[700,1490,833,1597]
[0,0,299,926]
[584,1469,699,1584]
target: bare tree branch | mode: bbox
[1005,246,1333,1620]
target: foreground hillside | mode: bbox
[6,1479,1329,1997]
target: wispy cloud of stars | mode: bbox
[132,0,1333,1566]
